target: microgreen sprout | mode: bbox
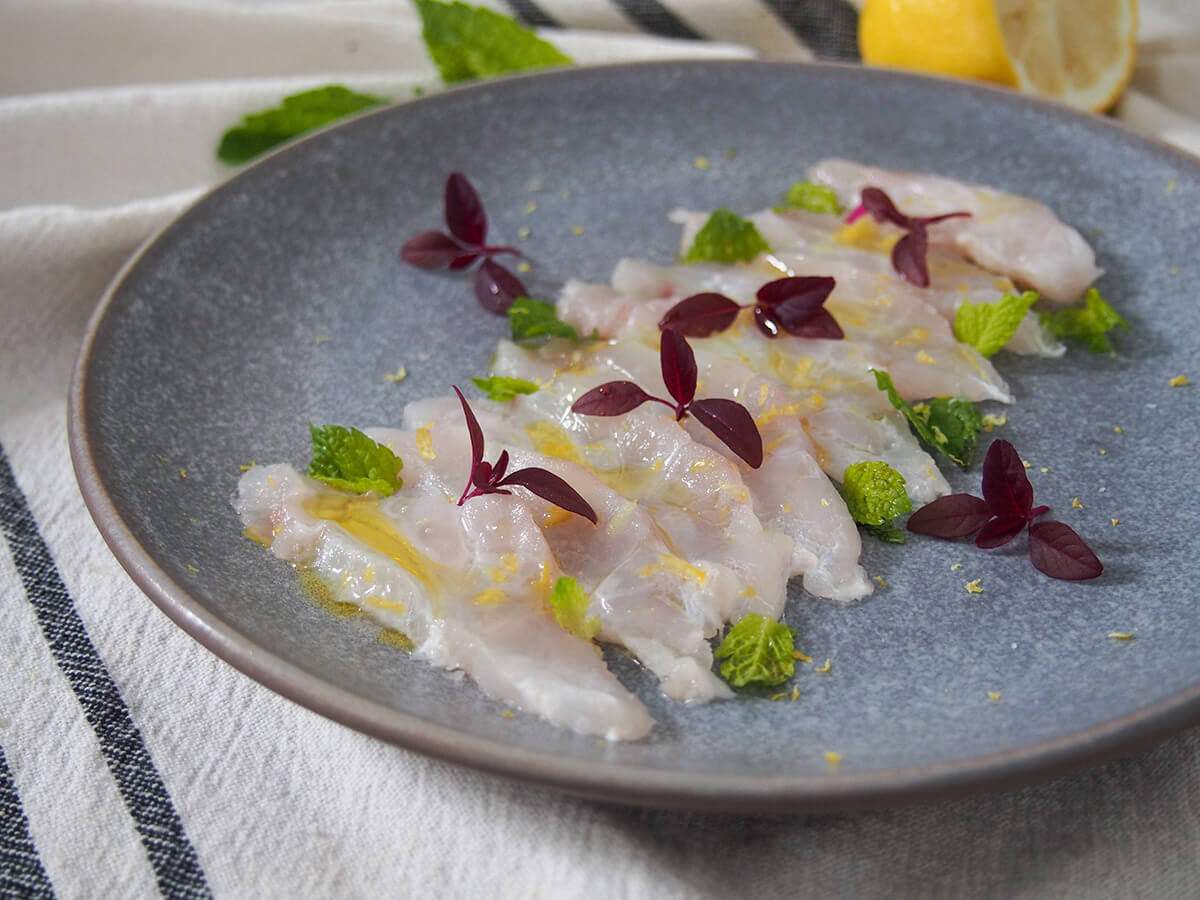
[401,173,526,314]
[845,186,971,288]
[453,386,597,523]
[656,276,842,341]
[570,329,764,468]
[907,439,1102,580]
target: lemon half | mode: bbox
[859,0,1138,112]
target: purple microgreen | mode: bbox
[494,467,598,525]
[474,260,527,314]
[1028,520,1104,581]
[981,439,1034,520]
[656,277,842,342]
[453,384,596,524]
[891,225,930,288]
[444,171,488,246]
[974,514,1029,549]
[687,398,764,468]
[906,438,1103,581]
[571,332,764,469]
[657,292,742,337]
[850,186,970,288]
[906,493,992,538]
[570,381,661,417]
[400,230,472,269]
[660,327,697,413]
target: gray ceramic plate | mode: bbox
[69,61,1200,813]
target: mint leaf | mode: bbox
[683,209,771,264]
[549,577,600,641]
[415,0,573,85]
[954,291,1038,357]
[217,86,387,166]
[871,369,981,469]
[471,375,539,402]
[714,613,795,689]
[840,460,912,527]
[864,522,907,544]
[507,297,582,344]
[307,424,403,496]
[1038,288,1128,353]
[777,181,841,215]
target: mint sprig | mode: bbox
[871,369,982,469]
[307,424,403,496]
[1038,288,1128,353]
[840,461,912,535]
[217,86,387,166]
[507,297,583,344]
[954,291,1038,357]
[714,613,795,688]
[415,0,573,85]
[683,209,771,264]
[472,375,539,402]
[549,577,600,641]
[776,181,841,215]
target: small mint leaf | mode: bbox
[777,181,841,215]
[1038,288,1128,353]
[217,86,387,166]
[840,460,912,527]
[471,375,539,402]
[507,297,583,344]
[549,576,600,640]
[714,613,795,689]
[307,423,403,496]
[683,209,771,264]
[954,291,1038,357]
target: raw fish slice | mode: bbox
[468,340,796,619]
[235,464,652,739]
[807,158,1103,303]
[752,209,1064,358]
[555,272,950,505]
[379,417,739,701]
[591,340,874,602]
[604,254,1013,403]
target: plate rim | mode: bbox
[67,58,1200,813]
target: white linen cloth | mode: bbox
[2,1,1199,896]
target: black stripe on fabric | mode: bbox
[762,0,861,61]
[610,0,704,41]
[0,446,210,900]
[503,0,560,29]
[0,744,54,899]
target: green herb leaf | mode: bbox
[714,613,795,688]
[864,522,907,544]
[840,460,912,527]
[217,86,388,166]
[549,577,600,641]
[1038,287,1128,353]
[871,369,982,469]
[307,423,403,496]
[471,375,539,402]
[683,209,771,264]
[776,181,841,215]
[415,0,573,85]
[954,291,1038,357]
[507,297,582,344]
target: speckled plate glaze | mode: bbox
[69,61,1200,812]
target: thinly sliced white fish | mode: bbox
[556,271,951,506]
[234,463,652,739]
[382,413,741,702]
[807,158,1103,304]
[752,208,1065,358]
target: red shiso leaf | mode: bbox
[447,251,482,271]
[491,449,510,484]
[906,493,991,538]
[471,459,493,490]
[975,515,1029,549]
[473,260,527,315]
[753,305,781,337]
[860,187,912,228]
[571,381,655,417]
[497,467,598,524]
[755,276,836,312]
[891,226,930,288]
[444,172,487,247]
[981,438,1034,519]
[657,292,742,337]
[687,398,764,468]
[777,306,844,340]
[1029,520,1103,580]
[453,385,485,468]
[916,210,973,227]
[401,230,467,268]
[660,328,697,409]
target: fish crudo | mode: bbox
[234,163,1110,741]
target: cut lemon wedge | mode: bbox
[859,0,1138,112]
